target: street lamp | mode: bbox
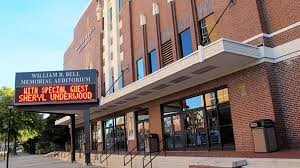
[6,103,14,168]
[3,123,8,160]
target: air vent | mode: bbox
[162,40,173,67]
[152,84,170,90]
[138,91,152,96]
[170,76,192,83]
[107,104,116,108]
[192,65,217,74]
[117,101,126,104]
[126,96,138,100]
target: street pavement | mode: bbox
[0,155,84,168]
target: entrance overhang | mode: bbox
[63,39,262,125]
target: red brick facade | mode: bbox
[65,0,300,153]
[273,56,300,148]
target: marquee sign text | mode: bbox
[15,70,98,105]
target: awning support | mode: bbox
[84,109,91,165]
[70,114,76,163]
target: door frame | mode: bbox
[160,86,235,151]
[135,109,150,151]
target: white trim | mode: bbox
[140,14,146,26]
[55,116,70,125]
[152,3,159,15]
[242,33,266,44]
[243,20,300,43]
[271,38,300,63]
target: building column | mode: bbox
[84,109,91,165]
[70,114,76,163]
[127,111,136,151]
[96,121,103,152]
[148,101,163,140]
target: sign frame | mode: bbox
[14,69,98,106]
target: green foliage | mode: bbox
[0,86,44,151]
[0,86,70,154]
[23,114,70,154]
[35,141,60,154]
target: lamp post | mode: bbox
[3,123,8,161]
[6,103,14,168]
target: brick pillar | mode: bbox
[148,100,163,140]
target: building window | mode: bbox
[119,0,124,11]
[75,128,84,150]
[179,28,193,58]
[136,109,150,151]
[136,58,144,80]
[161,88,235,151]
[199,14,218,46]
[103,116,127,151]
[102,73,106,96]
[109,7,112,30]
[148,49,158,73]
[102,17,104,31]
[200,19,210,46]
[91,124,98,151]
[111,67,114,93]
[109,8,112,21]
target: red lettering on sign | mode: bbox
[16,84,95,104]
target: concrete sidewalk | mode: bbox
[0,155,85,168]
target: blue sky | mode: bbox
[0,0,89,88]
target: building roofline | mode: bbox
[64,0,93,60]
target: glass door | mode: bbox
[205,92,222,150]
[137,120,149,150]
[103,116,127,152]
[194,109,208,149]
[183,109,208,150]
[136,110,150,151]
[164,114,184,150]
[115,116,127,151]
[162,88,234,151]
[104,119,115,151]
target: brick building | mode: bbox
[58,0,300,167]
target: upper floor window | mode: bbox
[110,67,115,93]
[148,49,158,73]
[109,7,112,22]
[109,7,113,30]
[199,14,218,46]
[119,0,124,10]
[182,95,204,111]
[136,58,144,80]
[179,28,193,58]
[102,17,104,31]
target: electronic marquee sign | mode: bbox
[15,69,98,106]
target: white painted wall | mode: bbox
[103,0,123,95]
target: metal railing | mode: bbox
[93,149,100,161]
[100,143,120,165]
[64,151,71,160]
[124,144,145,168]
[142,138,167,168]
[56,150,70,160]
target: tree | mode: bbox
[0,86,44,155]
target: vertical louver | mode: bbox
[161,40,173,67]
